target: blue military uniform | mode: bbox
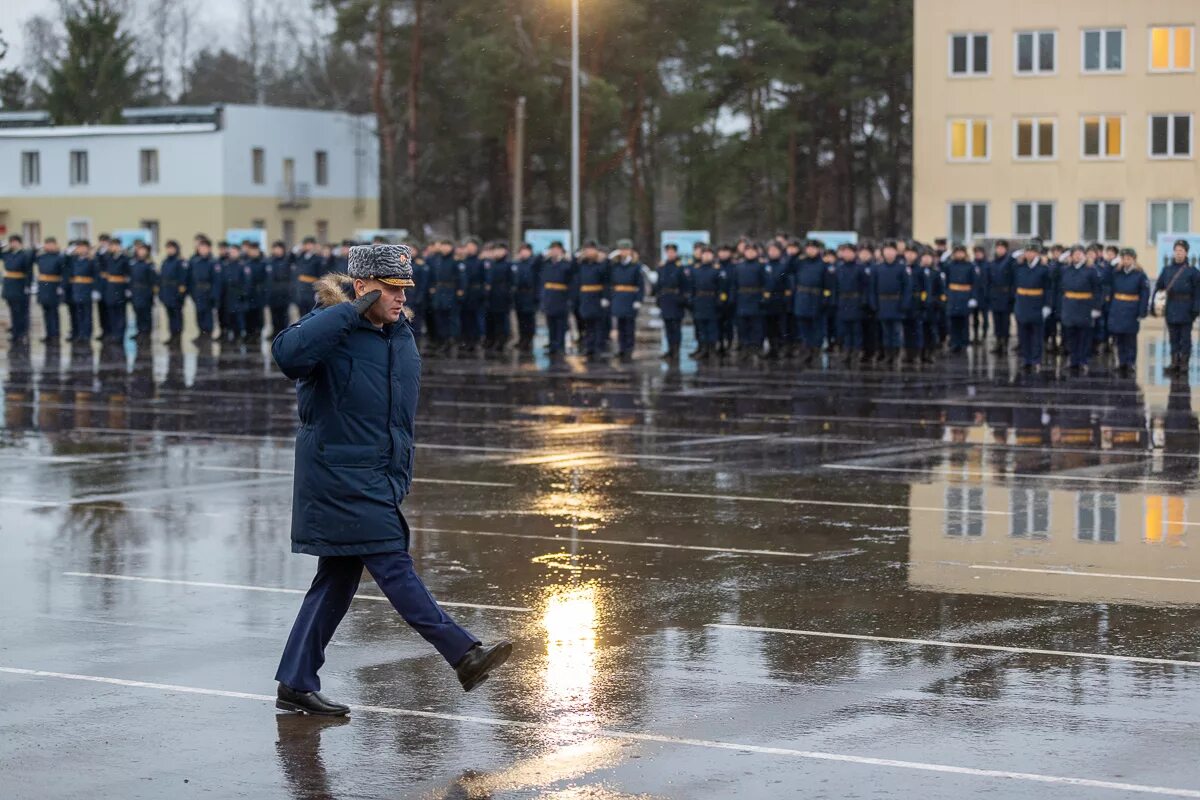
[1044,259,1063,353]
[68,252,98,342]
[1093,258,1114,353]
[986,254,1015,349]
[1013,257,1052,368]
[2,246,34,342]
[129,256,159,338]
[292,251,324,316]
[219,254,249,342]
[431,253,465,353]
[102,251,131,342]
[716,257,736,354]
[1058,263,1102,369]
[159,253,189,341]
[904,263,933,362]
[513,254,540,354]
[690,261,726,358]
[919,262,944,362]
[791,255,831,355]
[943,257,977,351]
[460,253,486,351]
[244,252,268,341]
[655,256,688,358]
[407,255,431,345]
[731,257,768,357]
[835,258,870,363]
[871,258,911,360]
[609,257,644,359]
[187,252,219,338]
[539,257,573,356]
[1154,256,1200,374]
[266,254,293,336]
[576,256,610,358]
[35,249,66,342]
[483,254,515,352]
[1108,266,1150,372]
[762,257,790,359]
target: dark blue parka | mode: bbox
[835,259,870,322]
[1058,264,1102,327]
[1108,268,1150,335]
[272,274,421,556]
[1013,259,1052,324]
[129,258,159,309]
[791,256,829,319]
[35,251,66,306]
[1154,260,1200,325]
[159,255,188,309]
[690,263,725,321]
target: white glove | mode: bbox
[600,298,610,309]
[633,301,642,310]
[1091,309,1102,319]
[1042,306,1051,319]
[967,298,978,309]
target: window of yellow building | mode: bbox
[1149,113,1192,158]
[1081,115,1123,159]
[1150,26,1194,72]
[949,118,989,161]
[1014,118,1055,160]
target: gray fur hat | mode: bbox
[347,244,414,287]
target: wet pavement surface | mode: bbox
[2,323,1200,799]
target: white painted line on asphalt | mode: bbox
[824,463,1174,486]
[419,443,713,463]
[69,477,292,504]
[969,565,1200,585]
[195,465,515,488]
[412,526,812,558]
[0,497,223,517]
[2,667,1198,797]
[61,572,531,613]
[706,624,1200,668]
[636,490,1011,516]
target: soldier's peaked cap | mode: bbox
[348,244,415,287]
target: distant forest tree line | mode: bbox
[1,0,913,250]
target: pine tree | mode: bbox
[45,0,146,124]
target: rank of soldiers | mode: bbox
[2,230,1196,379]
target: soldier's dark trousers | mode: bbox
[270,305,290,335]
[795,316,822,348]
[1114,333,1137,367]
[719,312,734,348]
[71,302,92,341]
[245,307,264,339]
[134,304,153,336]
[460,306,482,345]
[40,303,60,340]
[485,312,510,348]
[1018,320,1045,366]
[949,315,969,349]
[879,320,902,350]
[662,318,682,354]
[165,306,184,337]
[736,315,763,351]
[1168,323,1192,361]
[615,316,636,355]
[694,317,718,347]
[433,309,459,343]
[6,297,29,340]
[862,314,879,356]
[195,302,214,334]
[991,311,1011,342]
[276,550,480,694]
[902,318,923,351]
[517,312,536,348]
[105,303,126,341]
[837,319,862,353]
[97,301,110,336]
[583,316,608,355]
[1064,325,1091,368]
[546,314,568,354]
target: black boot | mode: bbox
[276,683,350,716]
[455,641,514,692]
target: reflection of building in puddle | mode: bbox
[532,551,606,573]
[540,584,601,731]
[424,740,639,800]
[531,482,612,531]
[910,481,1200,606]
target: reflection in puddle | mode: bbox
[541,583,600,731]
[532,551,606,573]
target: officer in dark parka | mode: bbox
[272,243,512,716]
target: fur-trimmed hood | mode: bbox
[314,273,413,320]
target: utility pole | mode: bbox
[511,96,526,248]
[570,0,580,250]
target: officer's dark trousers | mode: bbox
[902,318,923,351]
[948,315,969,349]
[71,301,92,340]
[134,304,153,336]
[719,312,734,347]
[165,305,184,336]
[6,298,29,340]
[276,550,480,694]
[545,313,568,354]
[1168,323,1192,361]
[615,315,636,354]
[694,317,718,346]
[1064,325,1091,367]
[1018,320,1045,365]
[516,312,536,347]
[97,301,109,336]
[245,307,264,339]
[837,319,863,352]
[662,317,682,353]
[795,316,822,348]
[485,311,510,347]
[862,314,879,356]
[195,302,214,334]
[991,311,1010,342]
[105,303,126,341]
[433,309,458,342]
[1114,332,1137,367]
[270,305,290,335]
[736,315,763,351]
[40,303,60,340]
[879,320,902,350]
[460,306,481,344]
[583,316,608,355]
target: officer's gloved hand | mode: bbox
[1042,306,1051,319]
[601,299,610,309]
[353,289,382,316]
[968,298,978,309]
[633,301,642,310]
[1091,309,1102,319]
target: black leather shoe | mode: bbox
[275,683,350,716]
[454,641,513,692]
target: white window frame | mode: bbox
[1012,201,1056,240]
[948,202,989,243]
[139,148,159,185]
[947,118,991,162]
[948,32,991,77]
[21,221,41,248]
[1081,28,1125,74]
[1013,117,1057,160]
[69,150,88,186]
[20,151,39,187]
[251,147,265,184]
[1014,30,1057,76]
[67,217,92,242]
[1147,200,1193,245]
[1080,114,1124,160]
[1149,25,1195,73]
[315,150,329,186]
[1148,113,1193,159]
[1080,201,1123,244]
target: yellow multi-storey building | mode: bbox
[913,0,1199,261]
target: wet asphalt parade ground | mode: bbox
[2,321,1200,800]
